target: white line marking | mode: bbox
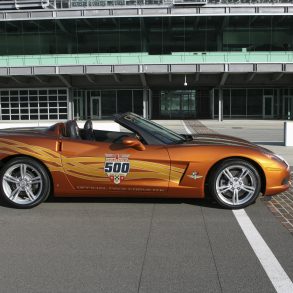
[182,121,192,134]
[183,118,293,290]
[233,209,293,293]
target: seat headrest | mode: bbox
[84,119,93,131]
[65,120,81,139]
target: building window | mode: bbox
[159,90,196,119]
[1,15,292,56]
[117,90,132,114]
[231,89,246,116]
[214,88,293,120]
[72,89,144,120]
[0,89,68,121]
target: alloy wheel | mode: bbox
[2,163,43,205]
[215,164,257,207]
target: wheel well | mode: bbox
[0,155,54,195]
[204,156,266,196]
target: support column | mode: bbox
[143,88,148,119]
[217,33,222,51]
[148,89,152,119]
[276,88,280,119]
[67,88,73,120]
[210,89,215,119]
[218,88,223,122]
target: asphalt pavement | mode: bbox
[0,198,292,293]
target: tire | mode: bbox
[0,157,51,209]
[208,159,261,209]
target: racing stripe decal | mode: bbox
[0,139,185,184]
[0,138,63,172]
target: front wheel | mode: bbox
[0,157,51,208]
[208,159,261,209]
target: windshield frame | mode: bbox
[116,113,186,145]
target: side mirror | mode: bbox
[122,137,145,151]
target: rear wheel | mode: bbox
[0,157,51,208]
[208,159,261,209]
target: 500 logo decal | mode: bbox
[104,154,130,184]
[104,162,130,174]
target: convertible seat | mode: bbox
[83,120,95,141]
[65,120,81,140]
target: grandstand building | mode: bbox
[0,0,293,121]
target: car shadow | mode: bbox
[0,196,220,209]
[47,196,221,208]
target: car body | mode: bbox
[0,112,290,209]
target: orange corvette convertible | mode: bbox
[0,112,290,209]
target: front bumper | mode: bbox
[264,165,291,196]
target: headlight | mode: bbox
[275,154,290,167]
[267,153,290,168]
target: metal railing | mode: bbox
[208,0,292,3]
[0,0,291,10]
[49,0,170,8]
[50,0,293,9]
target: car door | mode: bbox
[59,137,171,195]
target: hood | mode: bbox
[184,133,273,153]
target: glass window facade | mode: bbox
[0,16,292,55]
[214,88,293,120]
[73,89,144,120]
[0,89,68,121]
[158,90,196,119]
[151,88,214,119]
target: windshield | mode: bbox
[123,113,186,144]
